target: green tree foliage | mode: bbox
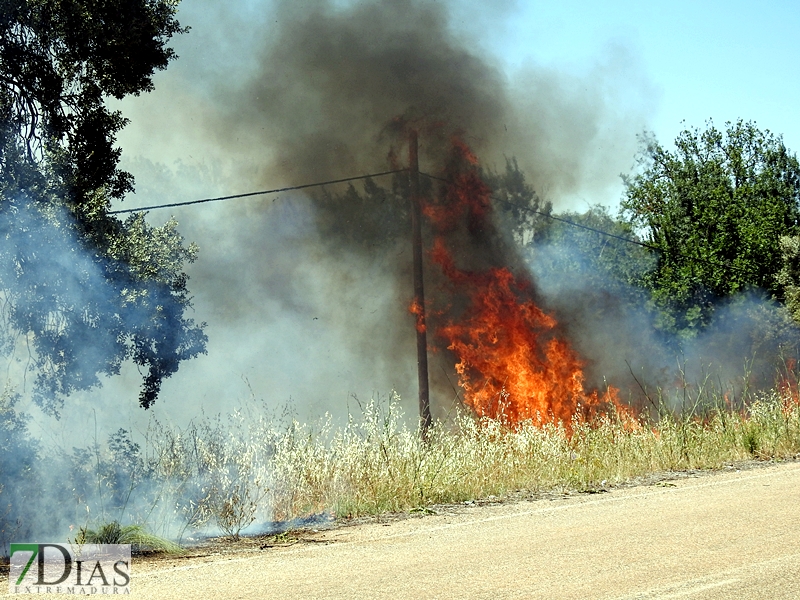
[318,174,411,250]
[777,235,800,325]
[484,159,652,304]
[0,0,206,412]
[534,205,654,297]
[484,157,552,248]
[621,120,800,335]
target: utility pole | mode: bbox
[409,129,432,437]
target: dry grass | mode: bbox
[130,388,800,538]
[5,385,800,552]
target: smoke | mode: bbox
[4,0,795,550]
[529,233,800,412]
[203,0,649,203]
[0,201,128,412]
[218,0,505,182]
[98,0,652,422]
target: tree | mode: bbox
[532,205,653,296]
[482,160,653,312]
[621,120,800,335]
[777,235,800,325]
[0,388,39,550]
[0,0,206,412]
[484,157,552,249]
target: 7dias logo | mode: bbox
[9,544,131,595]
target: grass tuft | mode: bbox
[78,522,183,554]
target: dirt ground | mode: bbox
[4,460,800,599]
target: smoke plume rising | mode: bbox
[103,0,652,423]
[6,0,798,552]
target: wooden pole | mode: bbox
[409,129,432,437]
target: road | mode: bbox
[17,461,800,599]
[133,461,800,599]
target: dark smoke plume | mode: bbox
[71,0,652,426]
[136,0,649,417]
[218,0,505,183]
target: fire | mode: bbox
[408,298,427,333]
[421,136,625,426]
[777,358,800,413]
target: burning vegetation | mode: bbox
[3,0,800,555]
[406,133,624,425]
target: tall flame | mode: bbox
[421,137,624,425]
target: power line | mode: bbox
[418,170,758,276]
[108,164,756,277]
[108,169,406,215]
[419,170,656,249]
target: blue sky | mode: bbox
[482,0,800,151]
[118,0,800,212]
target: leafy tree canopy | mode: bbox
[533,205,653,295]
[620,120,800,335]
[483,157,552,249]
[0,0,206,413]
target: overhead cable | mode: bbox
[418,170,758,276]
[107,165,757,277]
[109,169,406,215]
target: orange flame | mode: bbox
[777,358,800,413]
[423,136,627,426]
[408,298,427,333]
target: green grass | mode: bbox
[77,521,183,553]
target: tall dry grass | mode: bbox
[9,382,793,551]
[119,387,800,540]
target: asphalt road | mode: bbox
[12,461,800,599]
